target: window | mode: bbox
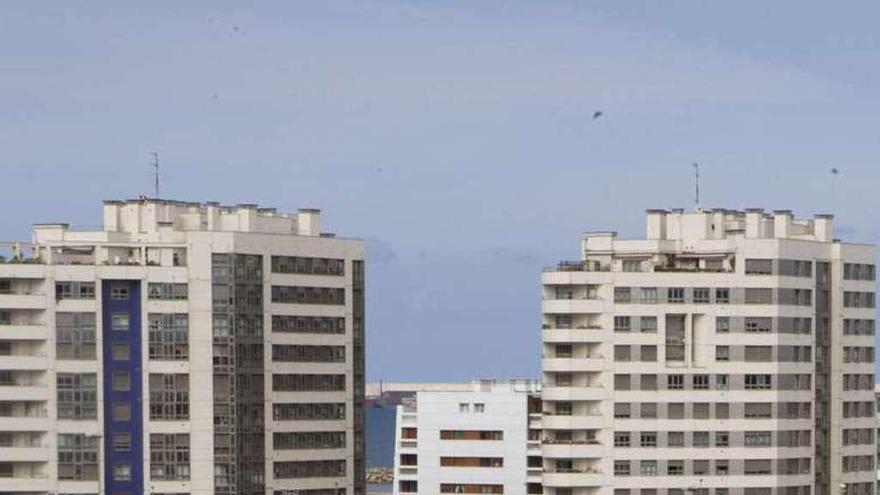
[272,344,345,363]
[614,345,631,362]
[614,316,631,332]
[112,372,131,392]
[614,432,630,447]
[667,403,684,419]
[147,282,188,300]
[667,460,684,475]
[640,402,657,418]
[112,342,130,361]
[667,374,683,390]
[110,283,130,300]
[640,460,657,476]
[715,346,729,362]
[715,460,729,475]
[150,433,190,480]
[640,374,657,390]
[745,317,771,333]
[744,431,772,447]
[693,403,710,419]
[113,432,131,452]
[614,460,631,476]
[715,317,729,333]
[640,316,657,333]
[640,287,657,304]
[112,403,131,421]
[693,288,710,303]
[149,374,190,420]
[58,433,99,480]
[667,287,685,303]
[272,403,345,421]
[272,374,345,392]
[693,375,709,390]
[745,374,772,390]
[113,462,132,481]
[57,373,97,419]
[272,460,345,479]
[745,259,772,275]
[614,403,631,418]
[714,374,729,390]
[459,403,469,413]
[715,432,729,447]
[56,312,97,360]
[715,403,729,419]
[745,288,773,304]
[622,260,642,272]
[693,431,710,447]
[745,346,772,362]
[272,315,346,334]
[667,431,684,446]
[271,255,345,276]
[55,281,95,300]
[614,287,632,303]
[271,286,345,305]
[640,345,657,362]
[715,288,730,303]
[614,374,631,390]
[474,403,485,413]
[111,313,130,331]
[148,314,188,361]
[640,432,657,448]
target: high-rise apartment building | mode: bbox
[392,380,543,495]
[541,208,875,495]
[0,199,365,495]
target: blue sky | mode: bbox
[2,1,880,381]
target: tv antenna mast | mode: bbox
[150,152,160,198]
[692,162,701,211]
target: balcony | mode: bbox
[0,447,49,462]
[542,470,604,487]
[0,356,48,371]
[0,476,49,492]
[541,414,604,431]
[542,441,604,459]
[0,294,46,310]
[0,325,47,340]
[543,299,606,315]
[542,386,605,402]
[542,328,605,344]
[543,357,604,373]
[0,384,48,401]
[0,416,49,431]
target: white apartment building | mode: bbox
[541,208,876,495]
[0,199,365,495]
[393,380,542,495]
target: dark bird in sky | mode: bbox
[592,111,603,119]
[831,167,840,175]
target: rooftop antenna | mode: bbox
[692,162,701,211]
[149,152,160,198]
[830,167,840,214]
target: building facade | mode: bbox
[0,199,365,495]
[541,208,876,495]
[393,379,542,495]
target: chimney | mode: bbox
[814,214,834,242]
[745,208,764,238]
[646,210,667,240]
[711,208,726,239]
[297,209,321,236]
[773,210,792,238]
[103,200,123,232]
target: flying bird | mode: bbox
[830,168,840,175]
[592,111,603,120]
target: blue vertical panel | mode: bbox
[101,280,143,494]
